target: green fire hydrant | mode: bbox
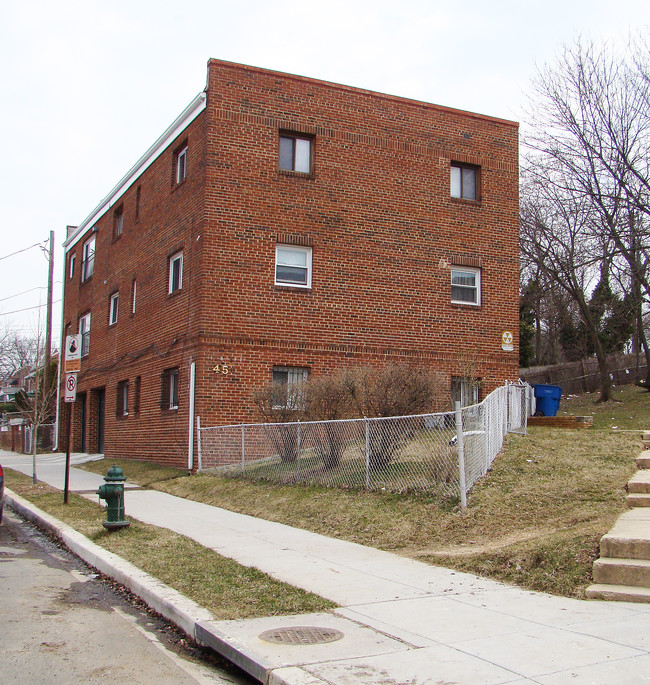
[97,465,130,530]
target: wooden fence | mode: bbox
[520,354,647,395]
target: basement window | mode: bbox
[116,380,129,417]
[272,366,309,409]
[161,367,179,410]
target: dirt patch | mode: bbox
[401,526,559,559]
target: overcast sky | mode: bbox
[2,0,649,350]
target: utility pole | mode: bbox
[43,231,54,396]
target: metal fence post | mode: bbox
[365,417,370,489]
[241,424,245,474]
[485,399,491,472]
[297,420,301,482]
[455,401,467,509]
[196,416,202,472]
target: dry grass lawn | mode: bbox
[4,469,334,619]
[76,385,649,598]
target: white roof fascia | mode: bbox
[64,91,207,252]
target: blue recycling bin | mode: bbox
[533,384,562,417]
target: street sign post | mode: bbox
[62,339,79,503]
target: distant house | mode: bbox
[61,59,520,467]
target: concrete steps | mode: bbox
[636,450,650,469]
[587,435,650,603]
[592,557,650,586]
[626,493,650,507]
[626,469,650,506]
[585,583,650,603]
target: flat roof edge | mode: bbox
[64,91,207,251]
[207,58,519,128]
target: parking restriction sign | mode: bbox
[65,334,82,373]
[64,373,77,402]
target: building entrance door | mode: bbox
[97,388,105,453]
[79,392,87,453]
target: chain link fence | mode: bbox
[197,383,531,504]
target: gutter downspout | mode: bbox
[188,361,196,471]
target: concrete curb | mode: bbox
[5,488,215,640]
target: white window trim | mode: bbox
[169,251,183,293]
[169,371,179,410]
[69,254,76,279]
[109,292,119,325]
[81,236,95,282]
[79,312,91,357]
[450,267,481,306]
[275,245,312,289]
[131,279,137,314]
[176,146,188,184]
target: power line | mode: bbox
[0,299,62,316]
[0,286,47,303]
[0,241,47,262]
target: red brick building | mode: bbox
[61,59,519,468]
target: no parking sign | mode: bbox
[64,373,77,402]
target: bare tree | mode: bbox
[0,327,38,381]
[520,181,617,401]
[523,35,650,393]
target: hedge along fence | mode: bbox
[520,354,648,396]
[196,383,531,505]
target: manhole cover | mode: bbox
[259,626,344,645]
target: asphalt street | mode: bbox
[0,507,255,685]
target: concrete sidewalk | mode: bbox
[4,451,650,684]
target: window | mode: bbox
[279,134,312,173]
[175,145,187,184]
[81,235,96,282]
[135,185,141,222]
[451,267,480,305]
[272,366,309,409]
[68,253,75,279]
[161,367,179,410]
[131,279,137,314]
[79,312,91,357]
[133,376,141,415]
[109,292,119,325]
[451,376,480,408]
[168,251,183,293]
[113,205,123,239]
[275,245,312,288]
[116,380,129,417]
[450,163,478,201]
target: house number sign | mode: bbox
[212,363,231,374]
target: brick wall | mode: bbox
[61,60,519,467]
